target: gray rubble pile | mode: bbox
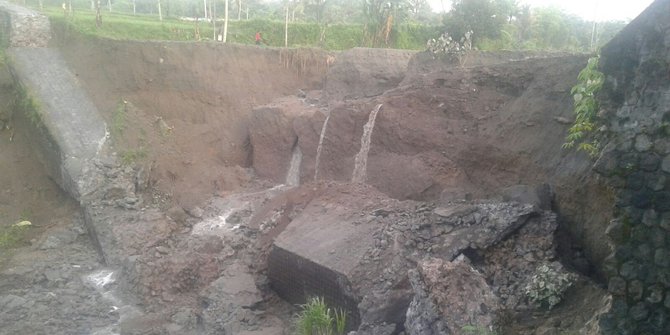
[268,183,573,334]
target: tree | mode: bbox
[406,0,431,21]
[304,0,327,23]
[531,7,572,49]
[363,0,410,46]
[95,0,102,27]
[223,0,229,42]
[515,4,531,42]
[443,0,510,43]
[494,0,517,23]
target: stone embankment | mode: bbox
[595,0,670,333]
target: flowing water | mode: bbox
[313,113,331,181]
[286,144,303,186]
[86,269,141,335]
[352,104,382,183]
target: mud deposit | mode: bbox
[0,5,634,334]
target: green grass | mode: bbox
[8,85,43,128]
[42,6,434,50]
[47,8,211,41]
[0,223,31,250]
[295,296,347,335]
[120,147,147,166]
[111,100,127,137]
[461,325,497,335]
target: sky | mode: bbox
[428,0,656,22]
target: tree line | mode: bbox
[26,0,627,51]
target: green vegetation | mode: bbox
[426,30,473,66]
[0,221,31,250]
[111,100,127,137]
[110,100,149,166]
[659,122,670,138]
[295,296,347,335]
[9,85,43,127]
[461,325,497,335]
[0,41,6,66]
[563,56,604,157]
[44,7,435,50]
[524,263,576,310]
[0,11,8,58]
[443,0,626,51]
[120,147,147,166]
[34,0,625,52]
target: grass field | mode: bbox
[42,6,435,50]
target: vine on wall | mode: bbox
[563,56,604,157]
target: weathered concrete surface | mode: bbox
[0,0,50,47]
[9,48,108,200]
[0,1,144,268]
[268,193,379,328]
[0,2,149,333]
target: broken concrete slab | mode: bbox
[8,47,108,200]
[267,183,548,332]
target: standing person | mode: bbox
[255,32,262,45]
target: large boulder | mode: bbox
[265,182,563,332]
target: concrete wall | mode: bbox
[596,0,670,333]
[0,1,136,266]
[0,0,108,202]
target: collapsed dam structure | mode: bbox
[0,0,669,334]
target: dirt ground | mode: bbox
[0,72,125,335]
[0,26,615,333]
[51,30,331,210]
[0,67,78,251]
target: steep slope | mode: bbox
[52,28,330,208]
[251,52,614,273]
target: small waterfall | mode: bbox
[313,113,331,181]
[286,143,303,186]
[352,104,382,183]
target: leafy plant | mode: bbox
[10,86,43,127]
[524,263,576,310]
[111,100,127,137]
[0,221,31,249]
[44,7,433,51]
[461,325,497,335]
[333,308,346,335]
[563,56,604,157]
[295,296,347,335]
[426,30,474,66]
[659,122,670,138]
[120,147,147,166]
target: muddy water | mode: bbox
[286,144,303,186]
[314,112,331,181]
[352,104,382,183]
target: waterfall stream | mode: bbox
[352,104,382,183]
[286,144,302,186]
[313,113,331,181]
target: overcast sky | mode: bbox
[428,0,656,22]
